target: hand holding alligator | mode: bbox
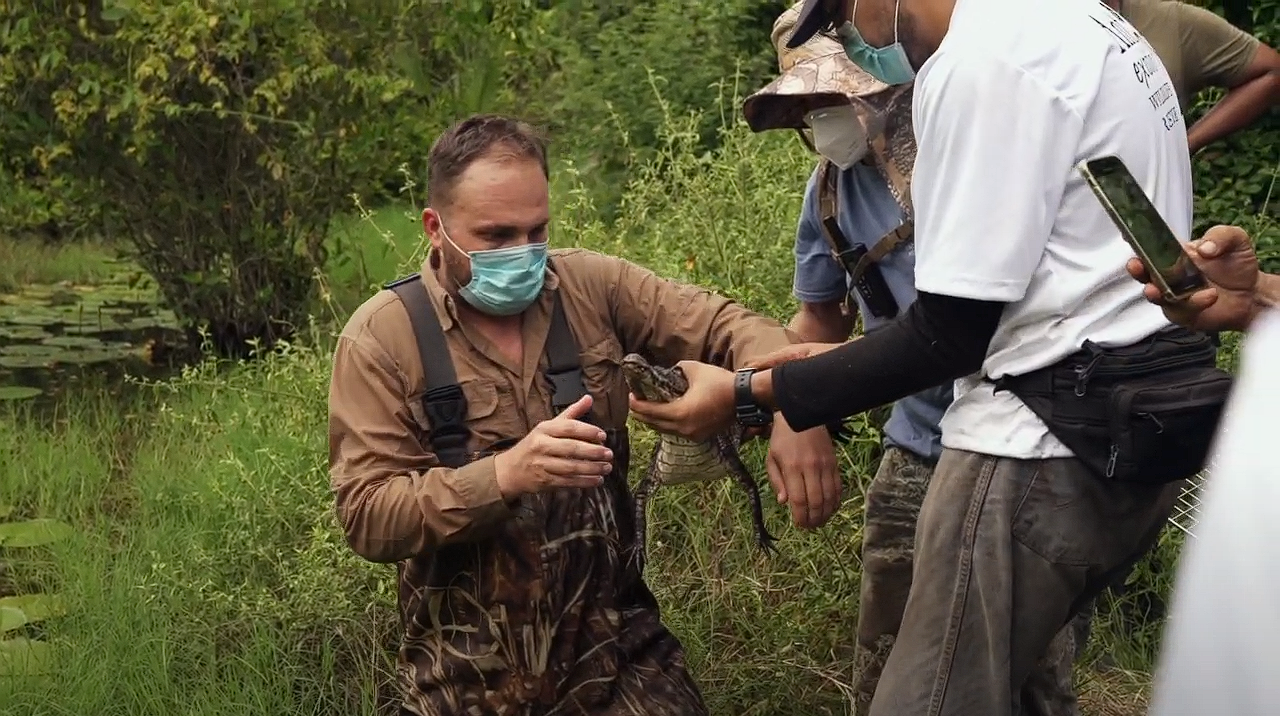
[494,394,613,499]
[628,360,737,442]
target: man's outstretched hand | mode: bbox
[1126,224,1263,333]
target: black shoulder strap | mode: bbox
[543,291,592,420]
[384,273,472,469]
[816,158,914,285]
[816,159,865,281]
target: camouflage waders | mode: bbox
[384,274,708,716]
[395,429,708,716]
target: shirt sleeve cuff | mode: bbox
[793,286,849,304]
[442,454,515,527]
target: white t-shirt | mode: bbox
[1147,309,1280,716]
[911,0,1194,459]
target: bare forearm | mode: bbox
[1187,75,1280,153]
[787,304,855,343]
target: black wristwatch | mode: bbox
[733,368,773,428]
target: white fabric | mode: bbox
[910,0,1194,458]
[1148,309,1280,716]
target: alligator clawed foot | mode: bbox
[755,527,781,557]
[627,534,648,575]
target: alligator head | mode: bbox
[621,352,689,403]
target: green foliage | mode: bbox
[524,0,783,215]
[0,105,1176,715]
[0,0,550,356]
[0,1,1275,711]
[1186,0,1280,270]
[1,0,425,355]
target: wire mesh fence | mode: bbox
[1168,471,1206,538]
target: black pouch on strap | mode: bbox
[991,325,1233,485]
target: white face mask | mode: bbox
[805,105,869,170]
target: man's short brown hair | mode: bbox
[426,114,550,209]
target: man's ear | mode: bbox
[422,207,443,250]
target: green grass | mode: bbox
[318,196,426,321]
[0,109,1198,715]
[0,235,123,293]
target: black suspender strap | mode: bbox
[384,273,472,469]
[543,292,591,419]
[383,270,595,469]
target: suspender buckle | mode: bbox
[545,368,587,413]
[421,384,470,459]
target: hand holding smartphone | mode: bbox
[1079,155,1207,303]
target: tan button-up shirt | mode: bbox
[328,247,794,560]
[327,247,795,714]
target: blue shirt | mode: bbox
[792,161,953,464]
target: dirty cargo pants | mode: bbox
[853,447,1082,716]
[867,448,1179,716]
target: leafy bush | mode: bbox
[0,0,549,356]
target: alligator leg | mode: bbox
[629,446,662,575]
[714,432,779,555]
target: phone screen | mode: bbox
[1086,156,1205,297]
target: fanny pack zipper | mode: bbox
[1072,339,1215,397]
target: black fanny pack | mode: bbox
[989,325,1233,485]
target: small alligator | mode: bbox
[621,352,779,571]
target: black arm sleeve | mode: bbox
[772,291,1006,432]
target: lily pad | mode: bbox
[0,356,53,369]
[0,595,67,627]
[0,637,54,676]
[0,518,74,548]
[0,387,42,401]
[55,349,125,365]
[57,324,123,336]
[120,316,166,331]
[0,607,24,633]
[3,313,62,327]
[39,336,106,349]
[1,345,62,358]
[0,326,51,341]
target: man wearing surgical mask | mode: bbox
[741,6,1081,714]
[326,113,840,714]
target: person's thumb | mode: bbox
[1199,224,1250,258]
[556,393,594,420]
[1195,239,1221,258]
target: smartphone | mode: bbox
[1079,155,1207,302]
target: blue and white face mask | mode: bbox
[441,224,548,316]
[837,0,916,86]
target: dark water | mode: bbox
[0,272,191,412]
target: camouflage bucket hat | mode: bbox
[741,1,917,217]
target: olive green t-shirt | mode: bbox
[1121,0,1261,110]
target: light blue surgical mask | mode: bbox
[441,223,548,316]
[837,0,916,86]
